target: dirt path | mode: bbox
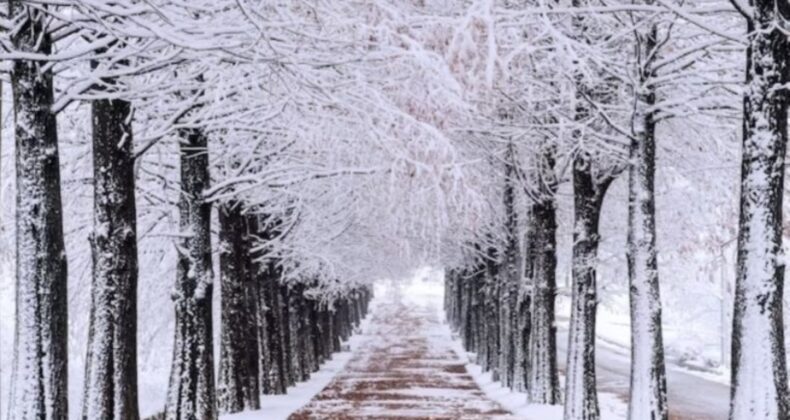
[289,290,520,420]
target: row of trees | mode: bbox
[5,3,375,414]
[3,0,789,419]
[439,0,789,418]
[1,1,393,419]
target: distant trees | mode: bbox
[2,1,387,418]
[442,0,754,419]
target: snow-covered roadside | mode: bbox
[565,318,729,386]
[555,296,729,386]
[221,353,355,420]
[460,361,627,420]
[221,288,380,420]
[441,308,628,419]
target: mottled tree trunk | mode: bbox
[463,274,475,350]
[526,193,560,404]
[7,3,69,418]
[281,283,296,387]
[294,286,312,382]
[309,298,325,369]
[485,248,502,382]
[474,276,482,354]
[729,1,790,418]
[217,203,260,414]
[165,128,216,420]
[627,25,668,418]
[515,284,531,393]
[500,144,521,389]
[564,155,614,420]
[259,245,287,395]
[82,96,140,420]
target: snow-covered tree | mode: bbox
[5,3,69,418]
[729,0,790,417]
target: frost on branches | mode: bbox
[0,1,789,420]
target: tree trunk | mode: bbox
[500,143,520,389]
[515,283,531,393]
[82,96,140,420]
[281,283,296,387]
[7,3,69,418]
[627,26,668,417]
[564,155,613,420]
[485,247,502,382]
[310,298,325,369]
[165,128,216,420]
[217,203,261,414]
[526,192,560,404]
[259,227,287,395]
[729,3,790,418]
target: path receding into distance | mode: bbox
[288,281,730,420]
[289,286,520,420]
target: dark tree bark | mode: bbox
[626,21,668,420]
[485,247,502,382]
[729,1,790,418]
[319,306,333,361]
[165,128,216,420]
[7,3,69,418]
[293,285,311,382]
[525,154,560,405]
[217,203,261,414]
[309,298,325,369]
[462,273,474,349]
[515,282,531,393]
[564,154,615,420]
[280,283,296,387]
[470,274,483,361]
[82,95,140,420]
[500,143,521,390]
[444,269,455,326]
[258,220,287,394]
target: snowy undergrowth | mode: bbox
[462,363,627,420]
[220,285,381,420]
[556,297,729,384]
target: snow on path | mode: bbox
[226,274,729,420]
[289,282,521,419]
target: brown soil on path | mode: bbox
[289,292,521,420]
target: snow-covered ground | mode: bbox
[1,266,730,419]
[221,354,356,420]
[411,268,728,420]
